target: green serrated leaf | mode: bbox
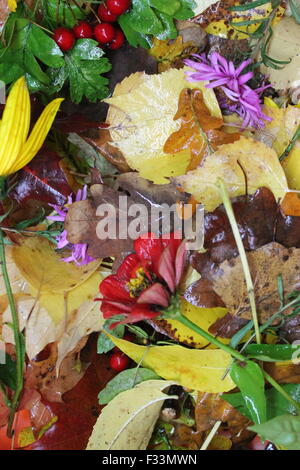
[156,11,178,40]
[149,0,181,16]
[118,15,152,48]
[230,361,267,425]
[42,0,86,28]
[98,367,161,404]
[174,0,197,20]
[122,0,164,36]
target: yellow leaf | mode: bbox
[105,68,221,183]
[11,236,100,295]
[202,3,284,40]
[282,148,300,191]
[260,17,300,91]
[87,380,176,450]
[153,299,228,348]
[176,137,288,211]
[107,335,235,393]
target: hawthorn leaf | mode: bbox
[106,335,235,393]
[87,380,176,450]
[176,137,288,211]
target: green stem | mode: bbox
[216,178,261,344]
[177,313,300,414]
[263,371,300,414]
[0,230,24,437]
[177,314,245,362]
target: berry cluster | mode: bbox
[54,0,131,52]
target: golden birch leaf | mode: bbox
[87,380,176,450]
[176,137,288,211]
[106,335,235,393]
[104,68,221,183]
[11,236,100,294]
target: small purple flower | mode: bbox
[184,53,272,129]
[48,186,95,266]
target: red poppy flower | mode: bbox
[97,233,187,327]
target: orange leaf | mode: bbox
[281,192,300,217]
[163,88,240,171]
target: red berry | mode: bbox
[73,21,93,39]
[109,351,130,372]
[54,27,75,52]
[106,0,131,16]
[109,29,124,50]
[94,23,116,44]
[98,3,118,22]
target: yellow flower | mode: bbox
[0,77,63,177]
[8,0,17,12]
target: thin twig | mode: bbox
[200,421,222,450]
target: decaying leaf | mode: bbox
[103,68,221,183]
[87,380,176,450]
[106,335,235,393]
[194,0,285,40]
[195,392,252,443]
[150,299,228,348]
[260,17,300,91]
[189,242,300,324]
[164,88,240,170]
[176,137,288,211]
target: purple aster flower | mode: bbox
[184,53,272,129]
[48,186,95,266]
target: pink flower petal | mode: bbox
[137,283,170,307]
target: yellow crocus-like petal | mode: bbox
[8,0,17,12]
[10,98,64,173]
[0,77,31,176]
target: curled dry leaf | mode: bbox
[87,380,176,450]
[164,88,240,170]
[103,68,221,183]
[260,17,300,91]
[106,335,235,393]
[176,137,288,211]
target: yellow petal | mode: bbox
[0,77,31,176]
[8,0,17,12]
[10,98,64,173]
[107,335,235,393]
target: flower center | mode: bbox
[127,267,152,298]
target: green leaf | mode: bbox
[230,361,267,424]
[118,15,152,48]
[42,0,86,28]
[149,0,181,16]
[174,0,197,20]
[245,344,300,362]
[156,11,178,40]
[249,414,300,450]
[1,17,64,85]
[60,39,111,104]
[229,0,271,11]
[97,317,125,355]
[121,0,164,36]
[98,367,161,404]
[0,354,17,390]
[223,384,300,421]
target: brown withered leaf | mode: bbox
[208,313,249,338]
[264,362,300,385]
[189,242,300,324]
[163,88,240,170]
[195,392,252,443]
[65,176,190,259]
